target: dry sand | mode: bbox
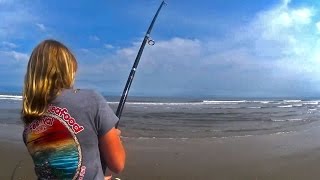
[2,123,320,180]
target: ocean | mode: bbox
[2,94,320,139]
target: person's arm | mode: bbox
[99,127,126,174]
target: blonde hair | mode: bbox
[22,39,78,124]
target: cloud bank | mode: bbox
[1,0,320,97]
[76,0,320,97]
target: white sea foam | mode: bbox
[271,131,295,135]
[106,99,317,107]
[247,107,261,109]
[260,101,271,104]
[277,105,293,108]
[109,100,247,106]
[303,101,318,105]
[287,118,303,121]
[108,102,202,105]
[284,100,302,103]
[293,104,303,107]
[271,118,303,122]
[271,119,286,122]
[202,100,246,104]
[0,95,22,101]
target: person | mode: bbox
[21,39,126,179]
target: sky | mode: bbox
[1,0,320,98]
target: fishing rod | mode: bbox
[115,1,167,128]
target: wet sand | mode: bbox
[0,125,36,180]
[3,123,320,180]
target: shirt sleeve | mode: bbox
[93,91,119,137]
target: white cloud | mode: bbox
[0,0,37,38]
[282,0,291,6]
[76,37,204,93]
[35,23,46,31]
[89,35,100,41]
[1,51,29,61]
[234,0,320,93]
[80,48,90,53]
[110,37,202,71]
[1,41,18,48]
[291,8,313,25]
[248,1,313,42]
[316,21,320,33]
[238,0,317,61]
[76,0,320,96]
[104,44,114,49]
[0,50,29,70]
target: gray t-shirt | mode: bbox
[23,89,118,180]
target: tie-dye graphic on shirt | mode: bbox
[24,111,83,180]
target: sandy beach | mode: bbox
[2,122,320,180]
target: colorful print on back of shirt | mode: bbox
[24,105,85,179]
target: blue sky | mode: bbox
[1,0,320,97]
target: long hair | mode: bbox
[22,39,78,124]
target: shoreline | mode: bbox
[118,127,320,180]
[3,123,320,179]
